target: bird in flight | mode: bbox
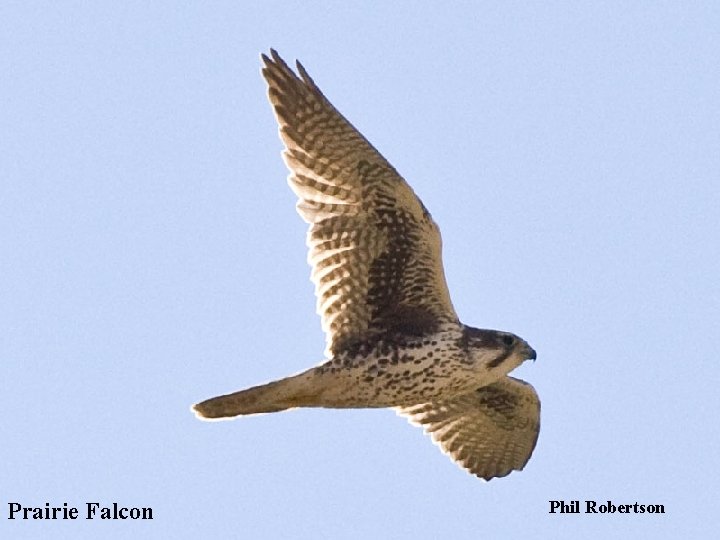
[193,49,539,480]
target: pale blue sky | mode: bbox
[2,2,719,539]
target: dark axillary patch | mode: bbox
[332,160,439,359]
[379,305,439,336]
[365,209,417,317]
[475,385,519,418]
[361,167,438,328]
[334,306,438,359]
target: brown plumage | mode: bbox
[193,50,539,481]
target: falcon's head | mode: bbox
[460,326,536,376]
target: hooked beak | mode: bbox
[525,344,537,362]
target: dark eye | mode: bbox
[502,335,515,347]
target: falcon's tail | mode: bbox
[192,371,320,420]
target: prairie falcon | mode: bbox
[193,50,540,480]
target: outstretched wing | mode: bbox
[262,50,457,357]
[397,376,540,480]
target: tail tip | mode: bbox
[191,399,229,421]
